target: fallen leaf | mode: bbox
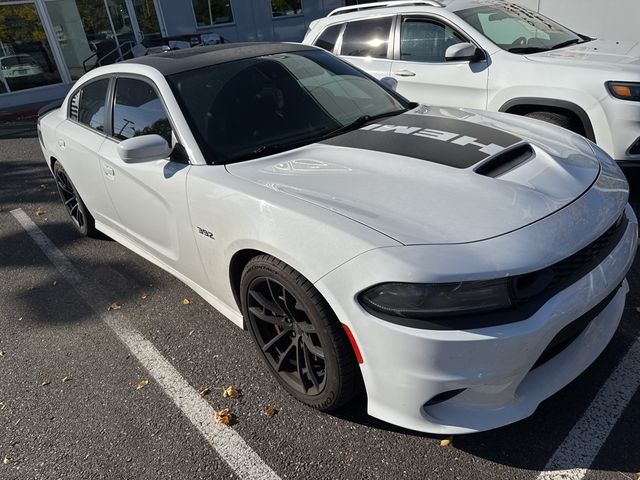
[439,436,453,447]
[3,456,12,465]
[198,386,210,397]
[263,406,277,416]
[222,385,239,398]
[62,377,72,383]
[136,379,149,390]
[182,298,191,305]
[213,408,232,425]
[35,207,45,217]
[140,292,148,300]
[0,351,5,357]
[0,402,5,410]
[41,380,50,386]
[107,302,122,311]
[188,330,194,336]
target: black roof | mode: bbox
[122,42,317,76]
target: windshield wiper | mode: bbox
[323,108,408,139]
[507,46,550,54]
[549,38,586,50]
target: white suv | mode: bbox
[303,0,640,164]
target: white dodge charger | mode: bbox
[37,43,637,434]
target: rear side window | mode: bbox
[340,17,393,58]
[400,18,466,62]
[113,78,172,144]
[69,79,109,132]
[314,24,342,52]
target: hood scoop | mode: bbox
[475,143,534,178]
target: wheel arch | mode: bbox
[499,97,596,142]
[228,248,270,311]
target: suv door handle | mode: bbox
[394,69,416,77]
[103,165,115,179]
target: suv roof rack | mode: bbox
[328,1,443,17]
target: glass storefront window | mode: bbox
[0,2,61,92]
[132,0,161,38]
[191,0,233,27]
[272,0,302,17]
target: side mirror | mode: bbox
[117,134,172,163]
[380,76,398,91]
[445,42,484,62]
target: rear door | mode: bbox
[54,77,121,229]
[337,16,395,80]
[97,76,207,284]
[389,16,488,109]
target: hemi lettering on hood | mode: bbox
[320,113,522,168]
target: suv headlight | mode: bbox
[607,81,640,102]
[358,280,513,319]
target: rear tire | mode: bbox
[240,255,362,411]
[53,162,96,237]
[524,111,583,136]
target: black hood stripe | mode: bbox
[320,113,522,169]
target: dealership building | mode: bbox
[0,0,637,115]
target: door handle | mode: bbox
[394,69,416,77]
[103,165,115,179]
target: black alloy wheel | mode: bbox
[241,255,362,411]
[247,276,327,396]
[53,162,95,237]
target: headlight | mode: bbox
[606,82,640,102]
[358,280,513,319]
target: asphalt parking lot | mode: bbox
[1,123,639,480]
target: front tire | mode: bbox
[240,255,361,411]
[53,162,96,237]
[524,111,584,136]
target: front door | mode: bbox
[97,76,206,284]
[389,16,489,110]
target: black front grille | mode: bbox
[545,213,628,294]
[512,212,628,303]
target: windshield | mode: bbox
[167,49,408,164]
[456,4,586,54]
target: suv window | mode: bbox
[70,78,109,132]
[400,18,466,63]
[315,24,342,52]
[113,78,172,144]
[340,17,393,58]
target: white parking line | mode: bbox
[536,338,640,480]
[10,208,280,480]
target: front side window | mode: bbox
[70,78,110,132]
[314,24,342,52]
[167,49,408,164]
[113,78,172,144]
[400,18,466,63]
[457,4,585,54]
[340,17,393,58]
[191,0,233,27]
[271,0,302,17]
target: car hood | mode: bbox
[226,106,600,245]
[525,39,640,67]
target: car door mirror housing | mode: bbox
[117,134,173,163]
[380,76,398,91]
[445,42,484,62]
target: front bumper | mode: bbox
[316,192,637,433]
